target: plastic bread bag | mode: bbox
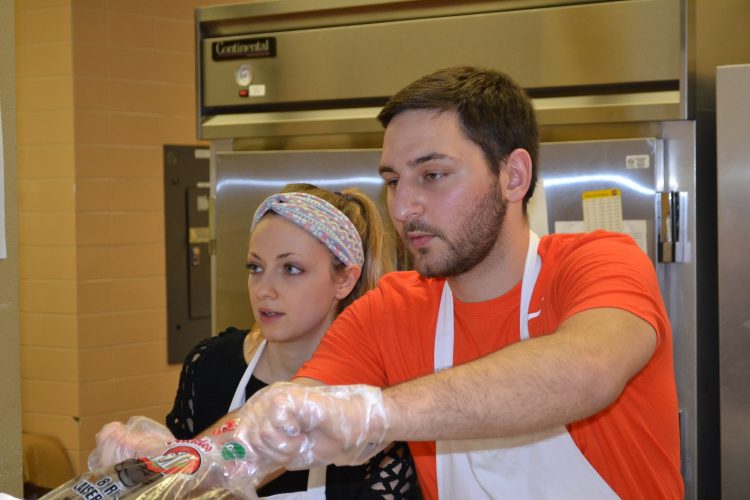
[42,437,261,499]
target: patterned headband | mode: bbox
[251,192,365,267]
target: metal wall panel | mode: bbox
[717,64,750,500]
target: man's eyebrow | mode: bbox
[408,152,450,167]
[379,152,451,174]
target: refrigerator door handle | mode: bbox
[657,191,689,263]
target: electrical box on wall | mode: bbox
[164,145,211,364]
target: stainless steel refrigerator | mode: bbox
[194,1,750,497]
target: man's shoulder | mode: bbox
[540,230,644,261]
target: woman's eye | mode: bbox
[246,263,261,274]
[284,265,303,276]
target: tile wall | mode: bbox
[17,0,248,477]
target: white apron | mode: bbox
[434,231,619,499]
[230,339,327,500]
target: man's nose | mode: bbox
[390,184,423,223]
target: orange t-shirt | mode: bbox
[297,231,683,499]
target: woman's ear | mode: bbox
[502,148,533,204]
[334,265,362,299]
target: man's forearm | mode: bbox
[382,308,656,442]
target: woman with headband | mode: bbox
[162,184,419,498]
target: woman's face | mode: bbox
[246,214,344,344]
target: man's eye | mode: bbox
[384,178,398,188]
[425,172,443,181]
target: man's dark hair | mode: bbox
[377,66,539,207]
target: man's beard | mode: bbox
[404,181,507,278]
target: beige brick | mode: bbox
[20,245,77,280]
[75,110,109,145]
[152,82,194,115]
[152,19,193,52]
[71,5,106,44]
[75,145,113,178]
[110,309,167,344]
[76,178,112,212]
[111,211,164,244]
[152,51,193,85]
[110,178,162,211]
[74,77,109,112]
[17,0,72,13]
[109,113,160,146]
[114,341,167,378]
[16,8,72,44]
[16,77,74,112]
[76,212,113,245]
[108,80,164,114]
[18,144,75,179]
[159,0,198,20]
[106,11,155,49]
[19,178,76,212]
[16,42,73,79]
[76,245,113,280]
[78,313,114,348]
[110,244,165,278]
[22,379,78,415]
[110,276,166,311]
[108,0,160,16]
[20,279,78,314]
[20,313,78,348]
[115,374,165,409]
[79,379,118,415]
[77,279,114,314]
[22,346,78,383]
[108,146,162,178]
[157,114,197,145]
[106,46,159,82]
[72,43,109,78]
[79,347,115,382]
[19,212,76,246]
[18,108,75,145]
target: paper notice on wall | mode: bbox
[582,188,623,233]
[0,96,6,259]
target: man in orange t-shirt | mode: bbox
[229,66,683,499]
[102,66,682,498]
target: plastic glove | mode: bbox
[230,382,389,470]
[88,416,174,470]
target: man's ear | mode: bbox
[502,148,533,204]
[334,265,362,299]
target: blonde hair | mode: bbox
[280,183,394,314]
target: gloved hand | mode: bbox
[230,382,389,470]
[88,416,174,470]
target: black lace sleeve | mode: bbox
[165,327,249,439]
[325,441,421,499]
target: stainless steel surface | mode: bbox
[201,91,682,140]
[211,147,388,332]
[717,64,750,500]
[198,0,682,139]
[540,138,662,263]
[658,120,698,500]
